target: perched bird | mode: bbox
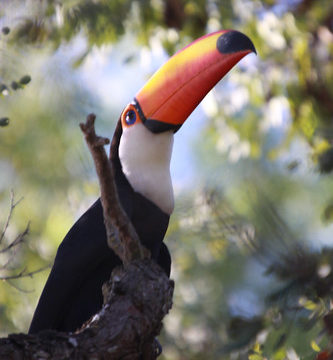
[29,30,256,334]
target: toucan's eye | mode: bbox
[125,109,136,125]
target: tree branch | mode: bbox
[0,260,173,359]
[0,222,30,254]
[0,264,50,281]
[0,193,50,290]
[79,113,149,264]
[0,190,23,246]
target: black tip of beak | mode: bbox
[217,30,257,55]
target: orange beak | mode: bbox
[133,30,256,133]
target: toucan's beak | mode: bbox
[134,30,256,133]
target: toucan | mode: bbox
[29,30,256,334]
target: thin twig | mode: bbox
[80,113,148,265]
[0,195,49,290]
[5,277,39,293]
[0,222,30,254]
[5,280,35,293]
[0,264,50,281]
[0,243,20,270]
[0,190,24,245]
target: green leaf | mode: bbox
[311,340,321,352]
[0,117,9,127]
[19,75,31,85]
[1,27,10,35]
[0,84,8,94]
[11,81,20,90]
[318,148,333,174]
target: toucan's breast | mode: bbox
[118,122,174,215]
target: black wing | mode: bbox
[29,195,170,333]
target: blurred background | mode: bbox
[1,0,333,358]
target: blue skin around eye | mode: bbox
[125,110,136,125]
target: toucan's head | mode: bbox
[118,30,256,215]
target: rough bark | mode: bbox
[0,260,174,359]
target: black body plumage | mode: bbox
[29,120,171,333]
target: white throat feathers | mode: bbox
[118,123,174,215]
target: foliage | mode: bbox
[1,0,333,359]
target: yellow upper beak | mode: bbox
[132,30,256,133]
